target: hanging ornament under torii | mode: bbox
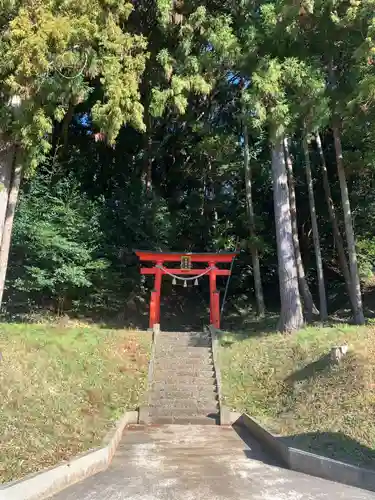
[171,276,199,286]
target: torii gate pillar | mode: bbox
[135,251,237,330]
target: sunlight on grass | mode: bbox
[220,323,375,468]
[0,323,151,483]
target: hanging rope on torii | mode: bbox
[155,264,215,287]
[135,251,238,329]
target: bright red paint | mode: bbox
[135,250,237,329]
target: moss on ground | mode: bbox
[0,323,150,482]
[220,322,375,469]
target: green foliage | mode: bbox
[0,0,147,165]
[356,238,375,280]
[7,172,109,309]
[157,0,173,26]
[2,0,375,321]
[248,58,290,137]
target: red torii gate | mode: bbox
[135,251,237,329]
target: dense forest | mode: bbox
[1,0,375,331]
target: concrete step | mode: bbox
[117,427,242,451]
[154,366,213,376]
[153,369,215,380]
[158,332,209,338]
[152,376,215,386]
[150,407,218,417]
[154,361,214,378]
[157,335,211,346]
[155,347,212,363]
[150,415,219,425]
[154,360,213,370]
[155,347,212,357]
[154,361,214,371]
[157,336,210,342]
[151,382,217,392]
[149,399,219,410]
[157,342,212,350]
[158,333,210,340]
[149,394,219,405]
[150,389,218,401]
[155,351,213,360]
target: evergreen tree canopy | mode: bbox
[0,0,375,329]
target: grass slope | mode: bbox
[220,323,375,469]
[0,323,150,483]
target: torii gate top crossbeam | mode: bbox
[135,250,237,263]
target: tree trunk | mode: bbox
[0,139,14,244]
[272,136,304,332]
[315,132,354,309]
[283,137,318,322]
[143,101,153,193]
[332,120,365,324]
[303,133,328,320]
[0,150,23,308]
[201,173,206,216]
[206,157,219,242]
[243,118,265,316]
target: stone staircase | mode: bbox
[145,330,220,424]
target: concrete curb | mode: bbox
[237,413,375,493]
[236,414,289,466]
[0,410,139,500]
[139,323,159,424]
[207,325,230,425]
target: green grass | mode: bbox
[220,322,375,469]
[0,323,151,483]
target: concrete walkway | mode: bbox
[52,425,375,500]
